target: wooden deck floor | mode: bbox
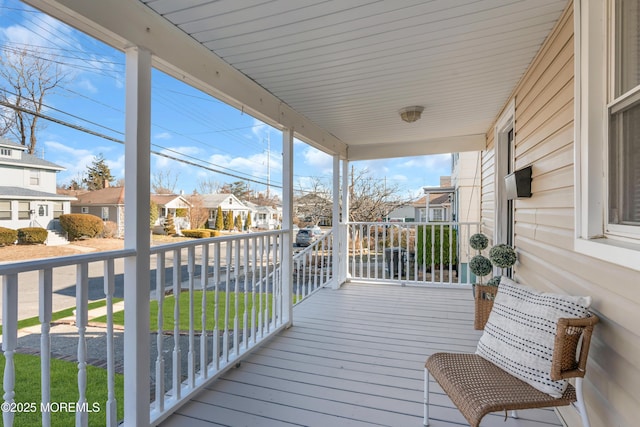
[160,282,564,427]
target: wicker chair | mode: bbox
[424,314,599,427]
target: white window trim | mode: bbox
[81,207,89,214]
[494,99,515,246]
[574,0,640,271]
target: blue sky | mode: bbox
[0,0,452,200]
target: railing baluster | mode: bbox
[39,268,52,427]
[76,262,89,427]
[243,237,249,350]
[224,241,231,362]
[187,246,196,388]
[439,224,444,284]
[430,225,436,283]
[251,237,257,346]
[213,242,220,370]
[449,224,454,284]
[2,274,17,427]
[172,249,181,400]
[265,236,271,333]
[104,260,117,427]
[200,244,209,380]
[155,253,165,412]
[233,239,240,354]
[258,236,264,339]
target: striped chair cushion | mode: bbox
[476,277,591,398]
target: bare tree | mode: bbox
[186,192,210,229]
[197,178,221,194]
[0,47,67,154]
[294,177,332,226]
[152,169,180,194]
[294,168,412,225]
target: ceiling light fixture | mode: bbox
[399,106,424,123]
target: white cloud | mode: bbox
[302,146,332,172]
[75,78,97,94]
[44,140,116,184]
[154,132,172,140]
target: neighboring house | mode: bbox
[294,192,332,226]
[72,189,192,237]
[71,186,126,237]
[200,193,250,228]
[0,138,75,241]
[151,193,191,233]
[245,201,281,230]
[408,176,455,222]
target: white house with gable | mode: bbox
[0,138,75,236]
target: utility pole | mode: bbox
[266,132,271,199]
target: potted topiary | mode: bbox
[469,233,494,329]
[487,243,517,288]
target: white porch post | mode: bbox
[330,156,341,289]
[342,159,350,284]
[282,127,294,326]
[123,46,151,426]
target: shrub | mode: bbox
[59,214,104,241]
[470,255,492,281]
[0,227,17,246]
[416,225,458,266]
[469,233,489,251]
[182,229,210,238]
[102,221,118,238]
[175,208,188,217]
[17,227,48,244]
[489,244,517,268]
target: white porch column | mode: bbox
[123,46,151,426]
[330,156,341,289]
[282,127,294,326]
[341,159,350,284]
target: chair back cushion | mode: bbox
[476,277,591,398]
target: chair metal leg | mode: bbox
[510,410,519,419]
[575,378,591,427]
[424,368,430,426]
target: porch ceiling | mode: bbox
[26,0,568,160]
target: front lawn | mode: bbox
[0,353,124,427]
[94,290,276,331]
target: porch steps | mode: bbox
[46,229,68,246]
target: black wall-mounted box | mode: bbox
[505,165,532,199]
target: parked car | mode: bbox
[296,226,322,247]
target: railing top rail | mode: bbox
[149,229,286,254]
[293,231,332,261]
[0,248,137,275]
[347,221,482,226]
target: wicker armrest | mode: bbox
[551,314,599,380]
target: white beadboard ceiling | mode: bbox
[27,0,569,159]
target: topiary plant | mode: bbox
[469,233,489,251]
[470,255,492,284]
[489,244,517,268]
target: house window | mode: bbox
[575,0,640,271]
[431,208,444,222]
[607,0,640,236]
[53,202,64,219]
[29,170,40,186]
[0,148,11,157]
[102,207,109,221]
[18,201,30,220]
[81,207,89,214]
[0,201,11,220]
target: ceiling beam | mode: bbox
[23,0,348,158]
[347,134,486,161]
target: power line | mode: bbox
[0,99,282,188]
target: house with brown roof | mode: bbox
[72,188,191,237]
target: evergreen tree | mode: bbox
[164,212,176,235]
[215,206,224,230]
[149,199,159,229]
[224,210,232,231]
[84,154,114,190]
[235,214,243,231]
[245,211,252,230]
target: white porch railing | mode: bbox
[347,222,481,286]
[292,231,334,303]
[0,230,289,427]
[0,249,135,427]
[149,230,287,424]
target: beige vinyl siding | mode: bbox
[481,3,639,427]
